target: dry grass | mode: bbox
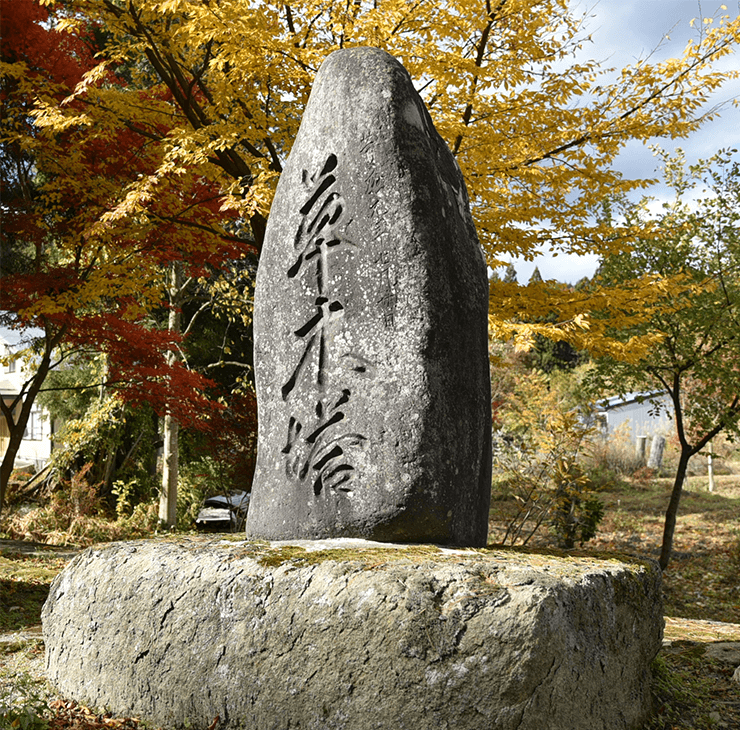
[590,476,740,625]
[490,454,740,624]
[489,462,740,730]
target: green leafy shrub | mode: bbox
[0,674,49,730]
[491,368,605,547]
[551,459,605,548]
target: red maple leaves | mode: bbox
[1,0,253,434]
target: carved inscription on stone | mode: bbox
[281,153,367,498]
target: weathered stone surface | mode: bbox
[247,47,491,545]
[648,435,666,470]
[43,538,663,730]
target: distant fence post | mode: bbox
[647,435,666,471]
[636,435,647,465]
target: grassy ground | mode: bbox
[1,472,739,729]
[0,551,71,634]
[595,475,740,730]
[590,474,740,625]
[489,470,740,730]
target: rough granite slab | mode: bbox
[43,538,663,730]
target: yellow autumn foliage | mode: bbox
[28,0,740,352]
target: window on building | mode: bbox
[24,407,44,441]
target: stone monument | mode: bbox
[41,49,664,730]
[246,47,492,546]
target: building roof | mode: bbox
[597,391,669,411]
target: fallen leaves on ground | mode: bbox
[47,700,149,730]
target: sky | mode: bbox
[503,0,740,285]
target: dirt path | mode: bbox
[0,538,80,559]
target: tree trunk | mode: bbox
[158,263,183,529]
[159,413,179,527]
[658,448,692,570]
[0,428,25,515]
[0,331,61,515]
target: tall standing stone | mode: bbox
[246,47,491,546]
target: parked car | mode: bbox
[195,491,250,531]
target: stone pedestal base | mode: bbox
[42,538,662,730]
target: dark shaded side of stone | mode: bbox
[247,47,491,546]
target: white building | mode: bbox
[595,391,674,444]
[0,326,54,470]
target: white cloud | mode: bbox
[504,0,740,283]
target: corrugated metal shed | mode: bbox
[595,391,674,443]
